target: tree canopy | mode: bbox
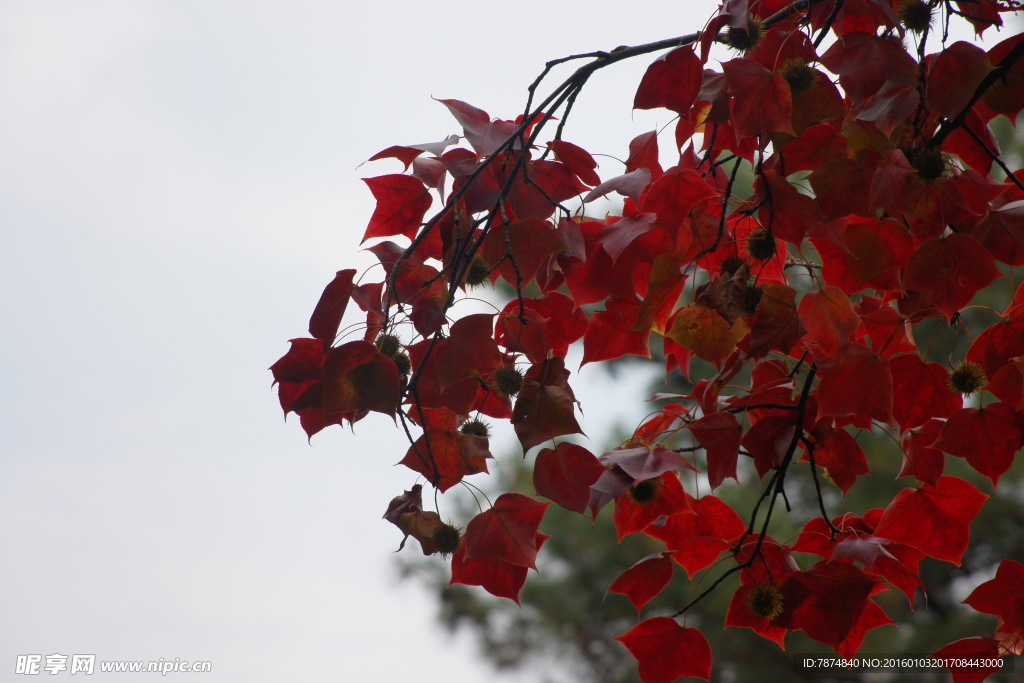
[272,1,1024,680]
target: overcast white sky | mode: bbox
[0,1,719,680]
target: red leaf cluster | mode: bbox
[272,4,1024,679]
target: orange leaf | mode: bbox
[666,304,749,367]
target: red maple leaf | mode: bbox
[722,58,794,140]
[688,412,742,489]
[533,442,607,514]
[933,403,1024,486]
[798,285,860,358]
[903,233,1001,321]
[932,637,1004,683]
[463,493,551,570]
[815,342,894,426]
[802,421,869,494]
[511,357,584,452]
[609,552,676,612]
[398,429,492,492]
[645,494,746,577]
[612,473,691,540]
[634,46,702,115]
[450,533,551,603]
[615,617,712,683]
[547,139,600,186]
[963,558,1024,649]
[323,340,400,420]
[898,418,946,487]
[582,297,652,364]
[666,304,749,367]
[889,354,962,431]
[774,561,880,651]
[873,476,989,565]
[307,269,357,346]
[360,175,433,241]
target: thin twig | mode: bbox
[930,36,1024,148]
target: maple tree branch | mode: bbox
[397,402,443,489]
[738,363,817,557]
[550,75,589,145]
[942,0,1010,27]
[671,363,817,619]
[522,0,832,148]
[787,350,810,380]
[724,402,799,413]
[958,121,1024,193]
[695,156,744,262]
[763,0,835,30]
[519,161,573,217]
[803,436,843,536]
[784,258,821,273]
[930,35,1024,148]
[812,0,845,49]
[387,0,838,335]
[390,23,773,396]
[701,125,720,168]
[754,157,777,240]
[499,212,528,319]
[707,153,740,173]
[908,19,934,141]
[443,154,532,312]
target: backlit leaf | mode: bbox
[933,404,1023,486]
[511,358,584,452]
[798,286,860,359]
[903,233,1001,321]
[689,412,742,489]
[533,442,607,514]
[615,618,712,683]
[815,342,894,426]
[666,304,749,367]
[323,341,400,420]
[464,493,551,570]
[722,58,794,140]
[361,175,432,241]
[634,46,703,114]
[645,494,745,577]
[450,534,551,603]
[874,476,988,565]
[609,552,675,612]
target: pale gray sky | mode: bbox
[0,1,714,680]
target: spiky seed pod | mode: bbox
[628,477,663,503]
[719,255,747,276]
[459,417,491,438]
[907,146,948,182]
[375,333,402,357]
[391,351,412,377]
[780,60,819,94]
[726,18,764,52]
[745,227,777,262]
[432,522,463,559]
[465,254,491,288]
[493,365,524,396]
[898,0,933,32]
[747,583,785,621]
[948,361,987,396]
